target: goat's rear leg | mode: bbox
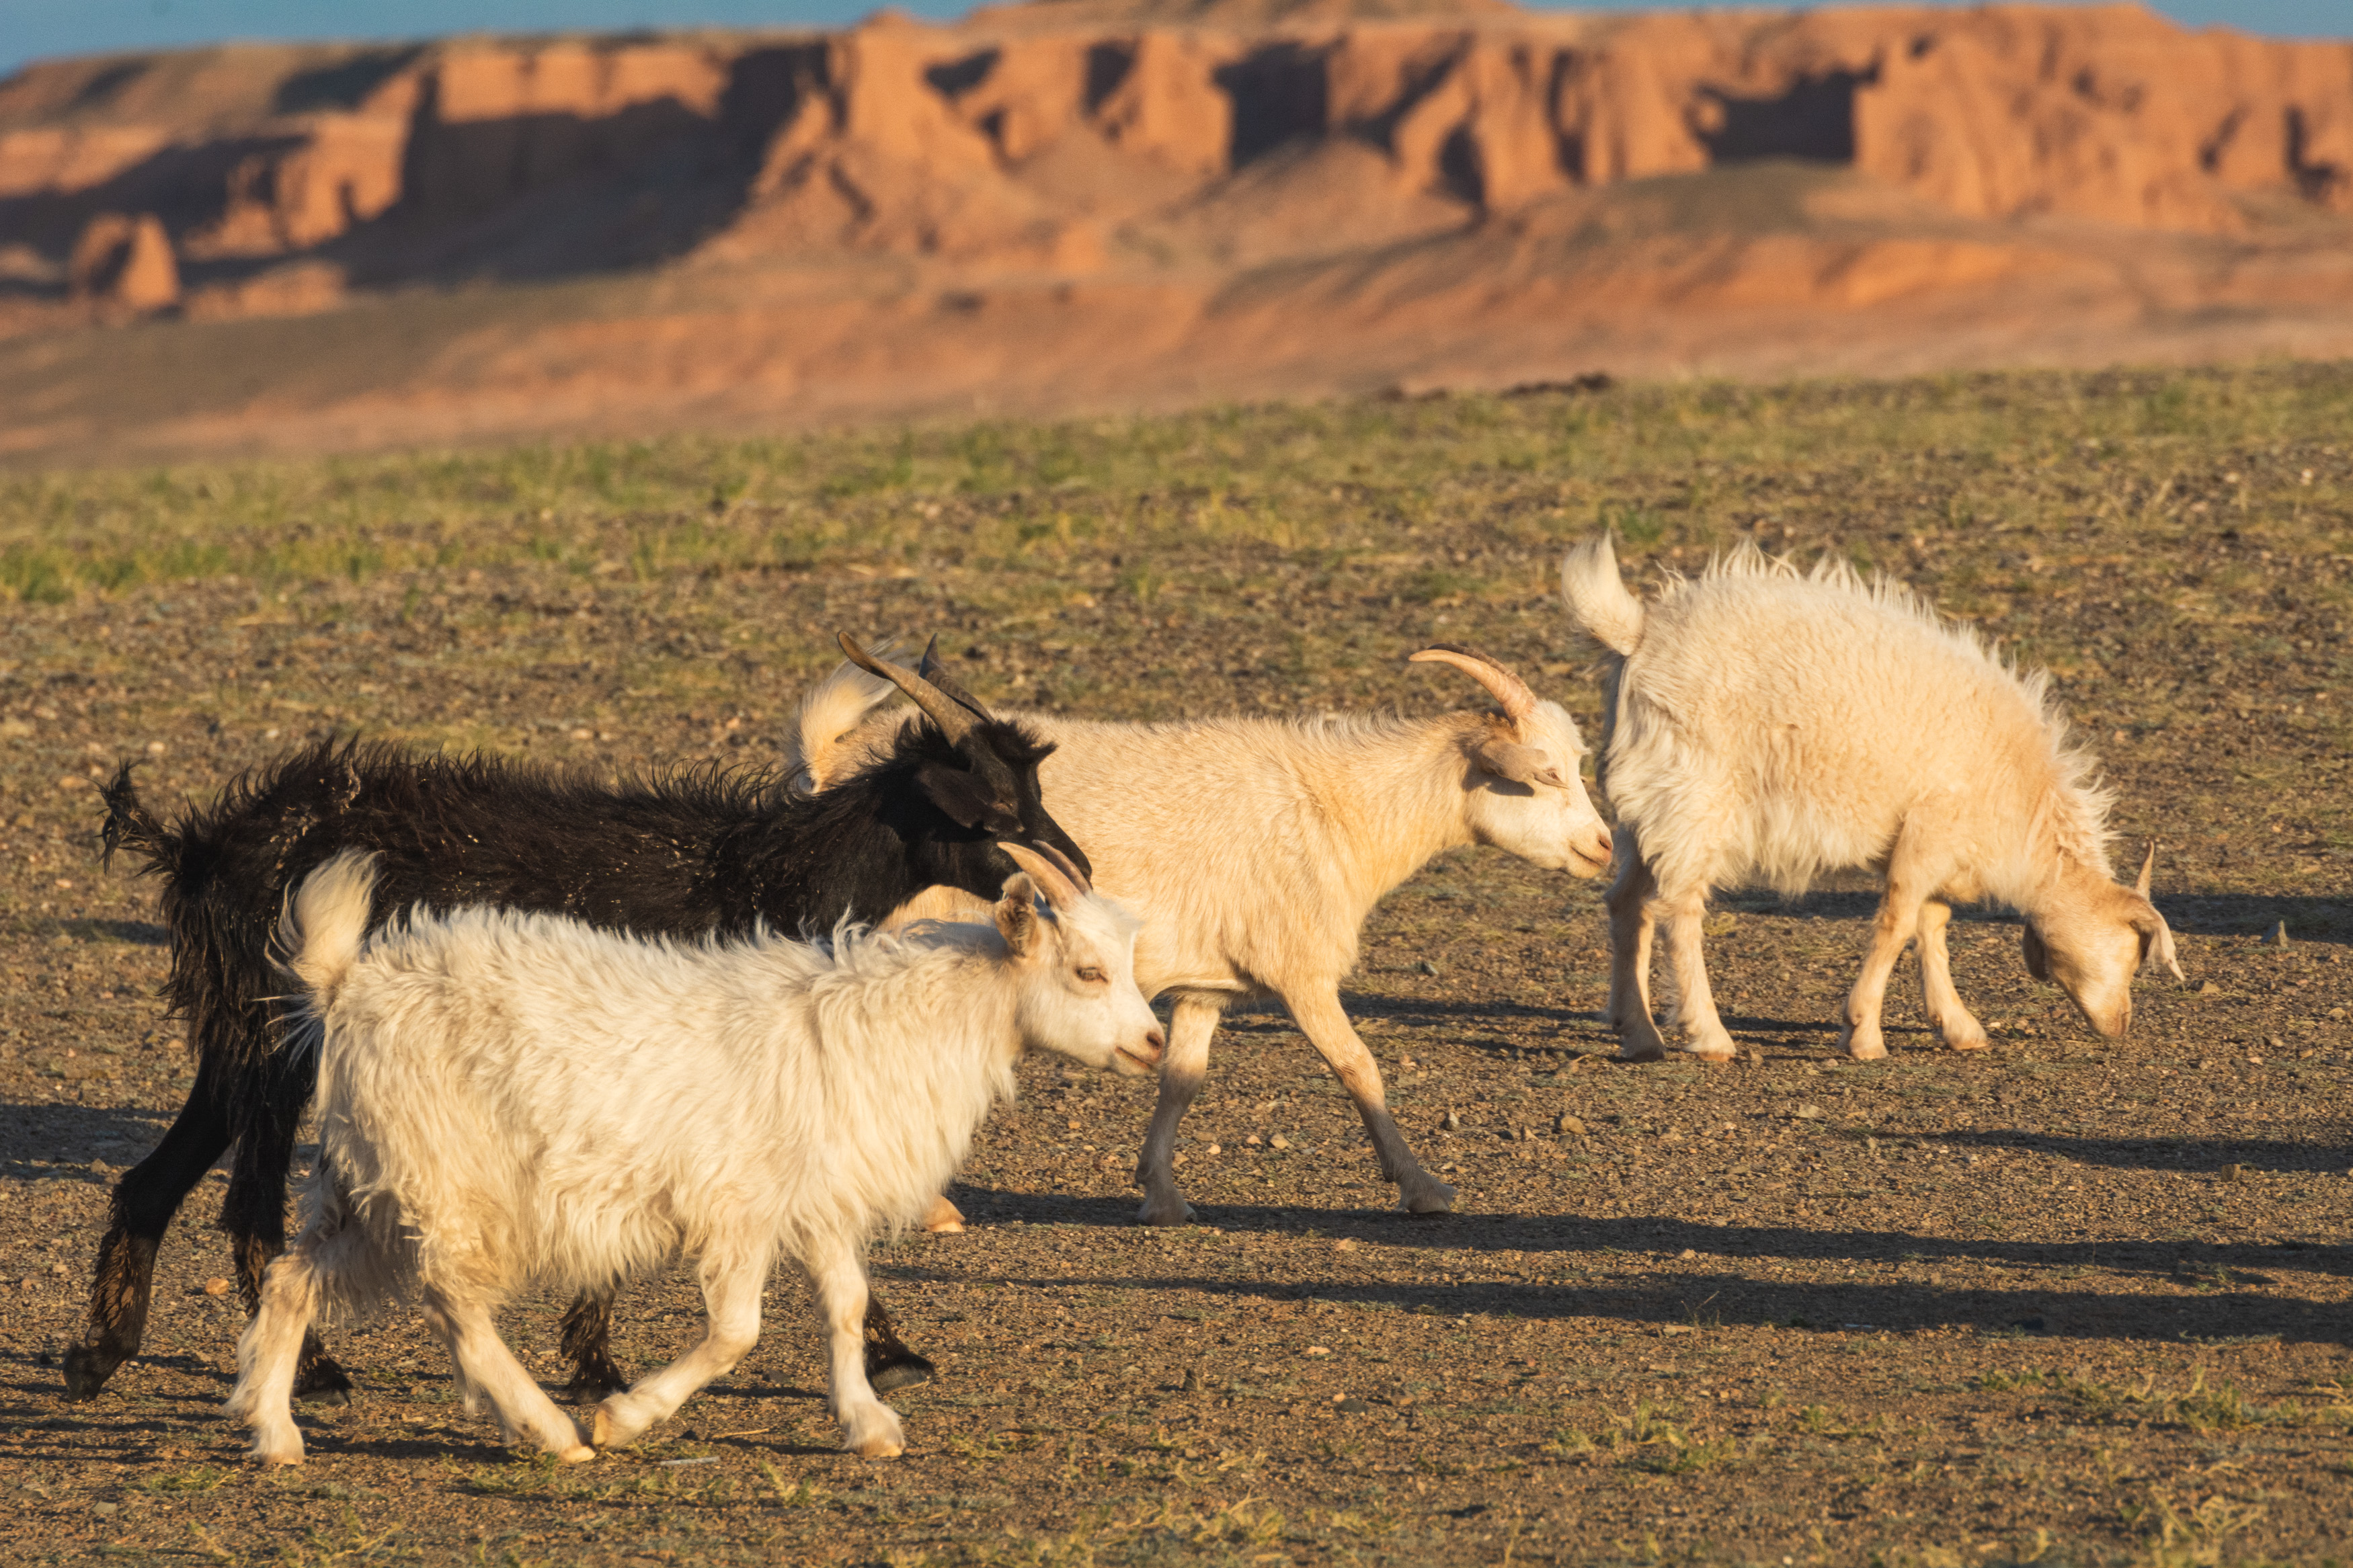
[225,1094,350,1406]
[862,1293,934,1393]
[67,1049,235,1401]
[225,1247,323,1467]
[1289,988,1453,1215]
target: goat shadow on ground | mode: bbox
[48,918,170,947]
[916,1265,2351,1348]
[895,1253,2353,1348]
[1945,1131,2353,1174]
[930,1188,2353,1284]
[0,1102,180,1181]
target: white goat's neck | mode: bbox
[1294,714,1482,912]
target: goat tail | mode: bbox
[276,851,379,1033]
[1560,534,1646,658]
[786,636,902,792]
[99,762,172,873]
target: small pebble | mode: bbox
[1269,1134,1290,1150]
[1555,1114,1587,1137]
[1441,1110,1462,1132]
[2264,921,2290,947]
[1416,960,1441,977]
[202,1277,231,1296]
[1304,1346,1331,1358]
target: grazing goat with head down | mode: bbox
[795,641,1615,1225]
[1558,533,2184,1063]
[74,639,1078,1407]
[231,843,1162,1467]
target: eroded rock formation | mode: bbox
[0,0,2348,461]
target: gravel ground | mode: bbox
[1,377,2349,1566]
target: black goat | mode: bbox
[68,637,1081,1406]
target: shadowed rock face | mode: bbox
[0,0,2348,460]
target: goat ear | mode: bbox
[2132,903,2186,983]
[1470,734,1566,789]
[996,874,1043,958]
[917,762,1019,835]
[2021,920,2050,982]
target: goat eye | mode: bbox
[1075,966,1106,984]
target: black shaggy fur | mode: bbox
[69,713,1084,1406]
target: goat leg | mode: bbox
[559,1288,631,1401]
[66,1055,237,1400]
[862,1292,934,1393]
[1606,841,1671,1061]
[225,1095,352,1406]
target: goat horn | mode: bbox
[916,635,996,721]
[1029,839,1093,896]
[2135,839,2155,899]
[1409,643,1536,723]
[838,632,974,744]
[998,841,1082,908]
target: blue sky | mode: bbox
[0,0,2342,78]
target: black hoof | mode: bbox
[867,1354,934,1395]
[563,1358,631,1404]
[62,1342,124,1403]
[294,1360,354,1407]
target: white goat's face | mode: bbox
[994,862,1165,1077]
[1461,701,1614,879]
[2023,864,2183,1040]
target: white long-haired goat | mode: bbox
[227,844,1162,1467]
[1559,533,2182,1063]
[795,642,1615,1225]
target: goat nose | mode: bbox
[1144,1027,1167,1059]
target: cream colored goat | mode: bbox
[227,845,1161,1467]
[1560,534,2182,1063]
[795,643,1613,1225]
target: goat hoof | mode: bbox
[925,1219,965,1235]
[294,1362,353,1407]
[62,1341,126,1403]
[1616,1041,1668,1064]
[1944,1030,1991,1053]
[1134,1198,1195,1227]
[563,1358,631,1405]
[557,1444,596,1465]
[589,1405,621,1448]
[1401,1184,1457,1216]
[854,1436,906,1460]
[867,1354,934,1395]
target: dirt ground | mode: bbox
[1,374,2348,1566]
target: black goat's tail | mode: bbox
[99,763,173,874]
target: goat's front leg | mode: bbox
[796,1234,904,1458]
[1841,884,1927,1061]
[1915,899,1989,1051]
[1607,836,1671,1061]
[1659,893,1737,1061]
[1287,987,1455,1215]
[1134,995,1222,1226]
[428,1284,594,1462]
[592,1243,769,1452]
[225,1091,350,1406]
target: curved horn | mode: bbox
[1029,839,1093,897]
[838,632,975,745]
[916,634,995,721]
[2134,839,2155,900]
[1409,643,1537,723]
[999,841,1082,909]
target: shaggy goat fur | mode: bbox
[1559,534,2183,1063]
[229,848,1161,1466]
[73,651,1084,1408]
[793,646,1615,1225]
